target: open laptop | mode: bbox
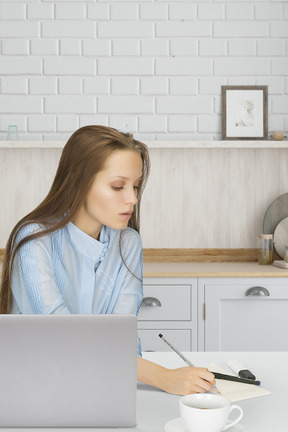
[0,314,137,427]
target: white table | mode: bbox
[138,352,287,432]
[2,352,287,432]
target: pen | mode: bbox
[158,334,220,395]
[159,334,195,367]
[158,334,261,388]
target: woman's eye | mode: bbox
[111,185,139,191]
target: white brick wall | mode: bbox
[0,0,287,140]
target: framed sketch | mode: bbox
[222,85,268,140]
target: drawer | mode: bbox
[138,329,191,352]
[138,284,191,321]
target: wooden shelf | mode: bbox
[0,140,288,149]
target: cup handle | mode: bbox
[222,405,243,431]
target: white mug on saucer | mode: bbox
[179,394,243,432]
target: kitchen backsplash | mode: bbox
[1,142,288,249]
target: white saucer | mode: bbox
[165,417,244,432]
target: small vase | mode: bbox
[7,125,19,140]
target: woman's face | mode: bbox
[73,150,143,239]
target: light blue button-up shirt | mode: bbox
[11,222,143,354]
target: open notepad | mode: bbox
[209,363,271,402]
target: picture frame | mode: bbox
[221,85,268,140]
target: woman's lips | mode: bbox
[120,212,132,219]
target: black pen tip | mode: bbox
[159,334,163,338]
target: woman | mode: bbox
[0,125,215,396]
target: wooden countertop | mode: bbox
[1,261,286,278]
[143,261,288,278]
[2,248,288,278]
[1,261,287,279]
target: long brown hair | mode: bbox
[0,125,150,314]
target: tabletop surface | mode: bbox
[143,261,288,278]
[3,351,285,432]
[139,351,287,432]
[142,351,287,432]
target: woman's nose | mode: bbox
[126,187,138,205]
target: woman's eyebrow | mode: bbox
[110,176,143,180]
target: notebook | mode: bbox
[0,314,137,427]
[209,363,271,402]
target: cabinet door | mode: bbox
[200,278,288,351]
[138,278,198,352]
[138,284,191,321]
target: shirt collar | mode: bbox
[66,222,110,262]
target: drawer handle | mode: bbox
[246,286,270,297]
[142,297,162,307]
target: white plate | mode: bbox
[165,417,244,432]
[274,216,288,258]
[263,192,288,236]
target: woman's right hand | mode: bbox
[137,357,216,396]
[159,366,216,396]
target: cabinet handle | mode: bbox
[245,286,270,297]
[141,297,162,307]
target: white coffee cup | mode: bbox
[179,394,243,432]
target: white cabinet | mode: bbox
[198,277,288,352]
[139,276,288,353]
[138,278,197,352]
